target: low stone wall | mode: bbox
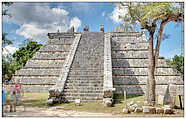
[32,52,68,60]
[113,75,183,85]
[39,44,71,52]
[112,50,149,59]
[15,69,61,76]
[112,59,173,68]
[25,60,65,68]
[112,67,181,76]
[111,42,148,50]
[114,84,184,96]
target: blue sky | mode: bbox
[2,2,184,59]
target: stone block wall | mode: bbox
[11,33,75,93]
[111,32,183,96]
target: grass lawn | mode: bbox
[7,93,184,116]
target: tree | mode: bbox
[2,41,42,82]
[167,55,184,74]
[13,41,42,70]
[119,2,184,105]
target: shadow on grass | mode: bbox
[113,94,144,104]
[21,99,47,107]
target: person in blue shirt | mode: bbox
[2,90,7,116]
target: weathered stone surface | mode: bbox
[114,84,184,96]
[39,44,71,51]
[164,107,173,114]
[156,108,164,114]
[32,52,68,60]
[13,76,57,84]
[123,108,129,114]
[112,68,181,76]
[20,85,54,93]
[113,76,183,85]
[103,98,113,107]
[112,42,149,51]
[25,60,65,68]
[128,101,134,106]
[103,33,115,102]
[46,99,54,106]
[163,84,177,108]
[112,50,149,59]
[129,103,138,112]
[61,32,104,102]
[158,95,165,105]
[142,106,150,114]
[149,107,156,114]
[135,107,143,113]
[15,69,61,76]
[112,59,173,68]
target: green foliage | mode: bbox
[119,2,183,31]
[13,41,42,70]
[2,41,42,82]
[168,55,184,74]
[2,57,15,82]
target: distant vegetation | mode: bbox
[167,55,184,74]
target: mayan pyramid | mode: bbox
[12,25,183,102]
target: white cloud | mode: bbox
[2,45,18,56]
[70,17,82,32]
[102,12,105,17]
[109,4,128,23]
[5,3,81,43]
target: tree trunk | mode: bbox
[155,20,167,66]
[147,30,156,106]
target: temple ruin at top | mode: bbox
[11,25,183,104]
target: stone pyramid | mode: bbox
[11,26,183,103]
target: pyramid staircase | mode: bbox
[61,32,104,102]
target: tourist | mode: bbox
[10,83,24,112]
[2,90,7,116]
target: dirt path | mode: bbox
[4,106,114,117]
[4,106,184,117]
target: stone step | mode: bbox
[113,75,183,85]
[12,76,58,84]
[32,52,68,60]
[39,44,72,52]
[111,36,145,43]
[25,59,64,68]
[66,79,103,83]
[69,70,103,75]
[62,93,103,97]
[112,59,173,68]
[61,96,103,101]
[64,86,103,90]
[111,50,148,59]
[111,42,148,51]
[112,67,181,76]
[63,89,103,93]
[47,38,74,45]
[20,84,54,93]
[15,69,61,76]
[65,83,103,87]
